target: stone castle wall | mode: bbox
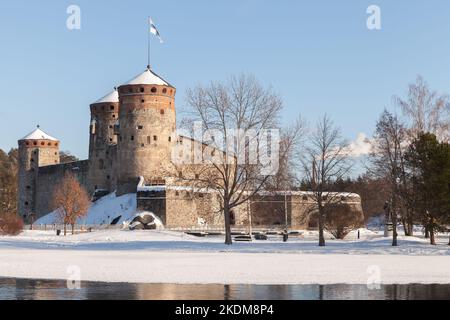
[35,160,89,219]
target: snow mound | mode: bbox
[35,192,138,226]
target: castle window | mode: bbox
[110,105,114,110]
[137,125,143,130]
[168,136,172,142]
[175,191,179,196]
[109,125,113,129]
[178,171,182,178]
[33,142,37,146]
[147,136,151,144]
[131,136,134,141]
[151,87,157,93]
[107,175,110,180]
[141,99,145,103]
[25,201,29,206]
[102,106,105,111]
[26,185,31,190]
[41,142,45,146]
[302,195,308,201]
[195,174,200,180]
[55,143,58,147]
[140,87,145,93]
[33,151,37,155]
[160,109,165,115]
[54,152,57,155]
[162,88,167,94]
[26,142,29,146]
[112,115,116,118]
[141,143,144,147]
[153,135,157,141]
[110,138,113,142]
[48,143,51,146]
[30,158,34,163]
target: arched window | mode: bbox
[151,87,157,93]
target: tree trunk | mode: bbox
[63,223,67,236]
[407,214,414,237]
[71,224,75,235]
[401,217,409,236]
[424,225,430,238]
[392,211,398,247]
[223,202,232,245]
[318,207,326,247]
[429,225,436,245]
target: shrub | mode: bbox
[0,214,24,236]
[324,203,364,240]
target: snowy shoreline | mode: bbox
[0,230,449,285]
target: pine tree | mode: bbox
[405,133,450,245]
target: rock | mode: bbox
[129,222,145,231]
[144,223,157,230]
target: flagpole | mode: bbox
[147,17,151,69]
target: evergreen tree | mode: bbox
[405,133,450,245]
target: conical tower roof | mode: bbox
[123,67,172,87]
[93,88,119,104]
[21,127,58,141]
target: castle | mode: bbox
[18,66,364,229]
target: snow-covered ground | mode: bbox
[0,229,449,285]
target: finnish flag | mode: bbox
[149,18,163,43]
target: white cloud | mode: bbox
[346,133,372,157]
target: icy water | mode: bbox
[0,278,449,300]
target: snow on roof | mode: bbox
[124,67,171,86]
[93,88,119,104]
[21,127,58,141]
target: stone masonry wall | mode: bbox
[35,160,89,219]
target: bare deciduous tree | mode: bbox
[52,172,90,236]
[176,75,304,245]
[395,75,450,143]
[370,110,409,246]
[299,115,353,247]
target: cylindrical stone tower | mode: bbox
[116,67,176,195]
[88,88,119,194]
[17,127,60,221]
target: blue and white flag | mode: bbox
[149,18,163,43]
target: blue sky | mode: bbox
[1,0,450,159]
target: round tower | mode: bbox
[116,67,176,195]
[88,88,119,194]
[18,126,60,221]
